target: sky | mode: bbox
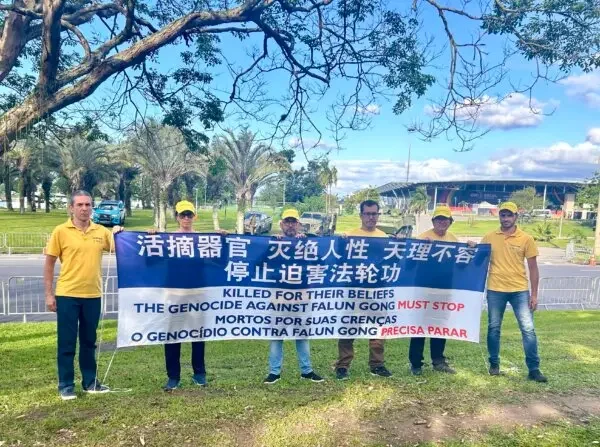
[64,1,600,196]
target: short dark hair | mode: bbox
[70,190,92,206]
[360,200,379,214]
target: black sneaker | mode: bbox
[528,370,548,383]
[263,374,281,384]
[370,366,392,378]
[410,366,422,376]
[335,368,349,380]
[59,386,77,401]
[301,371,325,383]
[433,362,456,374]
[83,380,110,394]
[489,365,501,376]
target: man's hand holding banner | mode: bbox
[115,233,490,347]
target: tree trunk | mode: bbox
[118,174,125,202]
[42,176,52,213]
[125,179,133,217]
[4,164,13,211]
[236,204,244,235]
[236,190,250,234]
[157,187,168,232]
[212,203,220,231]
[18,171,25,214]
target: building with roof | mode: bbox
[377,179,586,216]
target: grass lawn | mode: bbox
[0,209,594,252]
[1,311,599,446]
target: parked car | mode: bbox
[243,211,273,234]
[92,200,125,226]
[299,212,333,236]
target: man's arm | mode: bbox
[527,256,539,311]
[44,255,58,312]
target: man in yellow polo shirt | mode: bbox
[481,201,547,382]
[409,205,458,376]
[334,199,392,380]
[44,191,119,400]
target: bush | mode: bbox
[531,221,556,242]
[569,228,587,244]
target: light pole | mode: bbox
[593,190,600,264]
[194,186,198,212]
[204,180,207,208]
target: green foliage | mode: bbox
[577,171,600,209]
[299,195,326,214]
[531,221,556,242]
[569,228,587,244]
[508,187,544,212]
[483,0,600,73]
[409,186,429,215]
[343,187,381,214]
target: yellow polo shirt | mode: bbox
[46,219,114,298]
[347,227,388,238]
[418,229,458,242]
[481,227,538,292]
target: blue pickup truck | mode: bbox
[92,200,126,226]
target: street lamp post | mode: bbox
[204,180,207,208]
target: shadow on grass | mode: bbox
[1,312,599,446]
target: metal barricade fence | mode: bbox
[103,276,119,314]
[588,277,600,309]
[6,276,118,321]
[3,275,599,320]
[1,281,5,315]
[538,276,595,310]
[1,232,50,254]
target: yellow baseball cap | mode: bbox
[499,202,518,213]
[432,205,452,219]
[281,209,300,220]
[175,200,196,215]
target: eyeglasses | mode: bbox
[179,211,195,218]
[282,218,298,224]
[361,212,380,217]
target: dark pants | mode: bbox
[335,338,385,369]
[409,337,447,368]
[164,342,206,380]
[56,296,101,391]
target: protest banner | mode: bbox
[115,233,490,347]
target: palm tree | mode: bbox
[129,122,206,231]
[213,128,291,233]
[409,186,429,215]
[54,136,113,194]
[318,161,338,214]
[9,140,34,213]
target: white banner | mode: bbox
[116,285,483,347]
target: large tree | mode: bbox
[578,171,600,209]
[508,187,544,212]
[0,0,437,158]
[3,1,594,157]
[213,128,290,233]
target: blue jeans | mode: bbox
[269,340,312,375]
[487,290,540,372]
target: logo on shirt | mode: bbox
[93,237,104,244]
